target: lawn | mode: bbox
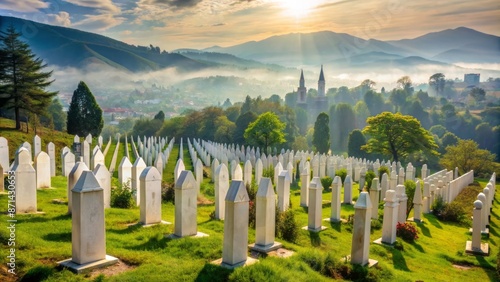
[0,133,499,281]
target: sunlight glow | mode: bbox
[275,0,323,19]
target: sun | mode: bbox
[275,0,322,19]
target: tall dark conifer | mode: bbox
[0,25,57,130]
[67,81,103,136]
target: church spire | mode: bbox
[299,69,305,87]
[319,65,325,82]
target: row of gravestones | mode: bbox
[467,173,496,256]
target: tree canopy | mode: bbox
[0,25,57,130]
[244,112,285,149]
[312,112,330,154]
[362,112,438,162]
[440,139,496,176]
[67,81,104,136]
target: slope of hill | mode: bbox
[388,27,500,63]
[0,16,209,72]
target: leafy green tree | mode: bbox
[429,73,445,96]
[233,111,257,145]
[244,112,285,149]
[389,89,409,113]
[429,125,447,138]
[353,100,369,128]
[347,129,367,159]
[0,25,57,130]
[131,118,162,137]
[330,103,356,152]
[362,112,438,162]
[214,116,235,144]
[363,90,385,116]
[475,122,494,151]
[154,110,165,121]
[40,98,66,131]
[312,112,330,154]
[67,81,103,136]
[295,107,308,135]
[440,139,496,176]
[469,87,486,102]
[440,132,459,154]
[157,116,185,140]
[397,76,414,94]
[241,95,252,114]
[224,105,240,122]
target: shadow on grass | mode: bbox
[411,241,425,253]
[490,210,499,220]
[17,213,71,224]
[43,231,71,242]
[392,249,410,271]
[425,214,443,229]
[418,222,432,238]
[309,231,321,247]
[329,221,341,232]
[475,255,497,281]
[107,223,143,235]
[126,235,171,251]
[194,263,232,282]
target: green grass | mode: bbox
[0,130,499,281]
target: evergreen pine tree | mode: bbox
[0,25,57,130]
[67,81,103,136]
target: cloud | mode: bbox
[63,0,120,13]
[0,0,49,13]
[72,14,125,31]
[212,23,225,26]
[141,0,203,9]
[47,11,71,27]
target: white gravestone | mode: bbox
[118,156,132,187]
[222,180,250,267]
[215,163,229,220]
[381,190,399,244]
[68,161,89,214]
[13,149,37,213]
[47,142,56,177]
[306,177,326,232]
[174,170,198,237]
[277,170,291,212]
[35,151,51,188]
[140,167,163,225]
[93,164,111,209]
[351,192,373,266]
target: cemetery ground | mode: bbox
[0,121,499,281]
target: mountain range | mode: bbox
[0,15,499,87]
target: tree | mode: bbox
[397,76,414,94]
[440,139,496,176]
[362,112,438,162]
[0,25,57,130]
[347,129,367,159]
[41,98,66,131]
[67,81,104,136]
[233,111,257,145]
[429,73,445,96]
[469,87,486,102]
[389,89,409,113]
[154,110,165,121]
[312,112,330,154]
[363,90,385,116]
[440,132,459,154]
[330,103,356,152]
[244,112,285,149]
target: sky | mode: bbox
[0,0,499,51]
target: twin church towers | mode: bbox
[296,66,329,119]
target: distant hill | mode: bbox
[0,16,209,72]
[388,27,500,62]
[204,27,500,67]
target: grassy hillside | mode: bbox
[0,131,498,281]
[0,117,74,172]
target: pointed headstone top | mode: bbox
[72,171,102,193]
[225,180,249,202]
[354,191,372,209]
[256,178,274,198]
[175,170,196,190]
[140,166,161,181]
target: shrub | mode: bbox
[378,165,390,180]
[162,181,175,203]
[111,182,134,209]
[441,202,467,223]
[246,181,257,202]
[321,176,333,191]
[279,209,299,243]
[404,180,416,219]
[298,250,325,273]
[431,195,446,217]
[396,222,419,242]
[335,168,347,183]
[248,200,256,228]
[201,182,214,197]
[21,266,54,282]
[263,167,274,180]
[365,170,376,191]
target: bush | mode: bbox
[321,176,333,191]
[404,180,416,219]
[162,181,175,203]
[111,182,134,209]
[278,209,299,243]
[21,266,54,282]
[432,196,467,224]
[396,222,419,242]
[263,167,274,180]
[378,166,390,180]
[335,168,347,184]
[248,200,256,228]
[298,250,325,273]
[365,170,376,191]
